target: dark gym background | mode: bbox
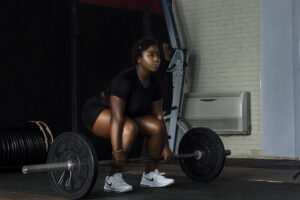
[0,0,171,160]
[0,0,71,133]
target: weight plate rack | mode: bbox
[0,121,54,169]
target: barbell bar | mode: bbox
[22,151,202,175]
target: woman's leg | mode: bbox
[92,109,138,175]
[133,115,163,173]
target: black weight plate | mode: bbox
[178,127,225,182]
[24,130,34,164]
[3,132,11,166]
[3,130,10,165]
[28,130,37,164]
[26,132,35,164]
[30,130,41,163]
[7,130,14,165]
[31,130,41,162]
[1,132,6,166]
[19,132,27,165]
[10,134,17,165]
[13,133,20,165]
[9,129,18,164]
[25,130,35,163]
[6,132,13,166]
[1,132,8,166]
[15,132,24,165]
[37,128,47,162]
[36,131,47,163]
[0,133,5,165]
[7,133,13,165]
[15,133,23,165]
[39,128,48,160]
[48,132,98,200]
[0,133,5,164]
[22,131,29,164]
[13,132,20,165]
[25,122,41,162]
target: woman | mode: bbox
[82,38,174,193]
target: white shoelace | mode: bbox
[151,170,166,179]
[108,173,125,185]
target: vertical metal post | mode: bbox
[167,50,185,152]
[161,0,181,49]
[161,0,189,152]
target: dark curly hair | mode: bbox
[131,38,158,65]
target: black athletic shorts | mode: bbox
[82,96,110,132]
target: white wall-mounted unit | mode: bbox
[181,91,251,135]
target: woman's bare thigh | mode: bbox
[133,115,162,137]
[92,109,111,139]
[92,109,137,139]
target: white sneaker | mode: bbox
[104,173,133,193]
[140,169,175,187]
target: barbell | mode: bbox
[22,127,231,200]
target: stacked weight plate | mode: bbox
[0,121,54,169]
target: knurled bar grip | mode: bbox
[22,161,73,174]
[22,151,202,174]
[97,151,202,166]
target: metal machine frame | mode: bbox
[161,0,192,152]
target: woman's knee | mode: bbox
[150,119,164,136]
[123,120,139,137]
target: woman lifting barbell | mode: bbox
[82,38,174,193]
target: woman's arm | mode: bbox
[110,96,126,165]
[110,95,126,151]
[151,99,172,162]
[151,99,169,145]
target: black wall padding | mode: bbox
[0,0,72,135]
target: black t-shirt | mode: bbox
[100,66,162,117]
